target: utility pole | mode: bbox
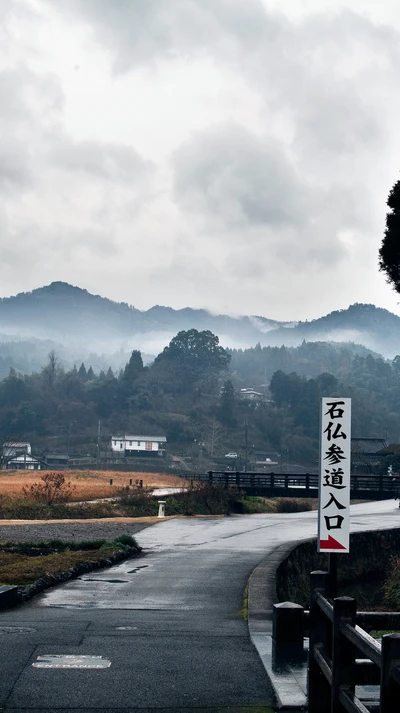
[244,418,248,473]
[97,419,101,464]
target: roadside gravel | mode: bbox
[0,519,155,543]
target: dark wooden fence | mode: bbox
[308,570,400,712]
[179,471,399,500]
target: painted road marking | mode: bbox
[33,655,111,668]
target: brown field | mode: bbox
[0,470,185,501]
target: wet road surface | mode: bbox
[0,500,399,712]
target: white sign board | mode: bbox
[318,398,351,553]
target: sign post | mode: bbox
[318,398,351,556]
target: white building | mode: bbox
[111,435,167,458]
[4,454,44,470]
[239,389,263,401]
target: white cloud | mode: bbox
[0,0,400,322]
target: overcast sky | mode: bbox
[1,0,400,321]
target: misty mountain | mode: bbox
[0,282,284,356]
[0,283,400,378]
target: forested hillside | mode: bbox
[1,329,399,471]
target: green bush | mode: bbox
[113,535,138,548]
[242,497,277,514]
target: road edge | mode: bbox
[248,539,312,711]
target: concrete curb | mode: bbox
[248,540,309,711]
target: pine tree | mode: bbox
[121,350,143,391]
[78,363,87,381]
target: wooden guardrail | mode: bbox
[178,471,399,500]
[308,570,400,712]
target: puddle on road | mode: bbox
[76,565,149,582]
[126,564,149,574]
[78,579,128,583]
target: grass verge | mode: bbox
[239,579,250,621]
[0,535,139,586]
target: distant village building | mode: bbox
[239,388,263,401]
[111,435,167,458]
[44,453,69,469]
[4,453,44,470]
[351,437,388,472]
[3,442,31,458]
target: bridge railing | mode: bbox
[308,570,400,713]
[179,471,399,498]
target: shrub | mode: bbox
[22,472,76,505]
[242,497,278,514]
[275,498,313,513]
[115,488,159,517]
[164,482,243,516]
[113,535,138,548]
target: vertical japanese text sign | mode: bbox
[318,397,351,553]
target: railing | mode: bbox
[308,570,400,713]
[178,471,399,500]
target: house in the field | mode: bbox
[2,442,32,458]
[44,453,70,469]
[111,435,167,458]
[4,453,45,470]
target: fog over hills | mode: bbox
[0,282,399,377]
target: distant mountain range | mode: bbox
[0,282,400,377]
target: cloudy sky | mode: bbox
[1,0,400,321]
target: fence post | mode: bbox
[270,473,275,489]
[308,571,330,713]
[273,601,304,646]
[380,633,400,712]
[331,596,357,713]
[236,472,240,487]
[305,473,310,492]
[208,470,213,483]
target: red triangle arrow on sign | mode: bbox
[319,535,347,550]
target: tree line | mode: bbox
[1,327,400,469]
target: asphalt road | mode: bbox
[0,500,399,712]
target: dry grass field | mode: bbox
[0,470,185,502]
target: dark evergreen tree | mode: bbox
[218,380,236,426]
[121,350,144,392]
[379,177,400,292]
[78,363,87,381]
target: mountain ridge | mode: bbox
[1,281,400,359]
